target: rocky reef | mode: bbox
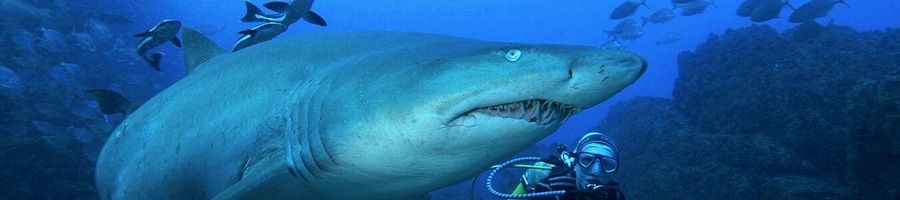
[600,25,900,199]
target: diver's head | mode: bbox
[572,132,619,190]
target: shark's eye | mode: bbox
[505,49,522,62]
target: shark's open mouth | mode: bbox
[459,99,582,125]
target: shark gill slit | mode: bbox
[299,85,323,179]
[307,78,333,173]
[315,73,340,168]
[292,81,320,180]
[284,96,310,182]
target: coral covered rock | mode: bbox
[601,25,900,199]
[845,74,900,197]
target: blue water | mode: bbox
[2,0,900,199]
[95,0,899,144]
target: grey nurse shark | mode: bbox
[94,27,646,199]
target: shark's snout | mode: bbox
[606,55,648,77]
[637,57,648,76]
[558,50,646,109]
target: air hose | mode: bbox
[485,157,567,199]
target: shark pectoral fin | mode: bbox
[303,11,327,27]
[133,31,151,37]
[213,152,309,200]
[181,27,226,74]
[263,1,290,13]
[170,37,182,48]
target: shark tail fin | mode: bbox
[241,1,265,22]
[144,52,164,71]
[182,27,226,74]
[86,89,133,116]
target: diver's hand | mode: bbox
[585,184,608,200]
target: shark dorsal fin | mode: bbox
[182,27,226,74]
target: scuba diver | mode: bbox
[486,132,625,200]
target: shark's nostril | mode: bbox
[615,57,647,76]
[616,58,636,65]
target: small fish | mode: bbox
[241,0,327,27]
[605,19,644,41]
[134,19,182,71]
[678,0,715,16]
[8,28,35,53]
[86,19,114,42]
[789,0,847,23]
[655,34,682,45]
[232,22,288,52]
[0,65,23,90]
[750,0,794,22]
[642,8,676,26]
[37,27,67,52]
[85,89,134,116]
[84,11,134,26]
[737,0,766,17]
[610,0,650,20]
[72,31,96,52]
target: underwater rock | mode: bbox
[600,24,900,199]
[844,74,900,197]
[600,97,845,199]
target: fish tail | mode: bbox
[784,0,796,10]
[85,89,132,116]
[837,0,849,8]
[144,52,164,71]
[604,31,617,40]
[641,16,649,27]
[241,1,265,22]
[641,0,650,9]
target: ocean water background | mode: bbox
[2,0,900,199]
[97,0,900,143]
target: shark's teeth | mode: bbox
[469,99,580,125]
